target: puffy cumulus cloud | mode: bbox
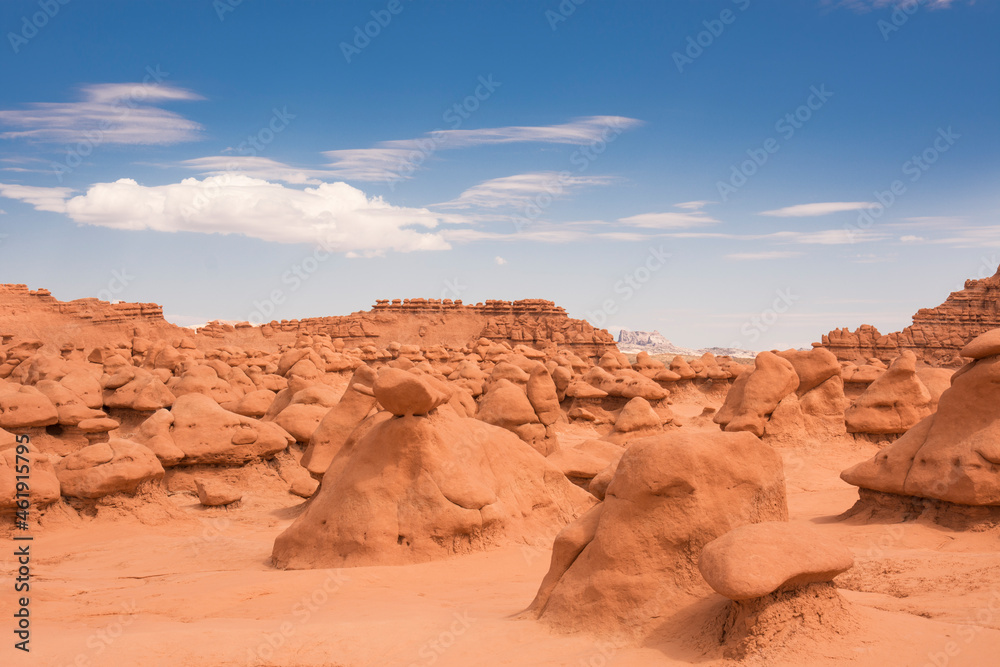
[0,176,450,256]
[0,82,204,145]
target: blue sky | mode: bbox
[0,0,997,350]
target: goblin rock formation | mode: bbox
[841,328,1000,506]
[817,265,1000,367]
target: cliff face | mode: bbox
[816,266,1000,367]
[0,284,181,348]
[197,298,617,358]
[617,329,671,347]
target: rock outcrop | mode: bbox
[523,430,787,637]
[817,265,1000,367]
[841,328,1000,505]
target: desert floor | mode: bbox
[4,410,1000,667]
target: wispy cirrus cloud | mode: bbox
[725,251,804,261]
[322,116,642,181]
[759,201,876,217]
[618,201,718,229]
[0,83,204,145]
[179,156,338,186]
[433,171,614,209]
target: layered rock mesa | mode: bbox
[201,298,617,358]
[0,284,180,348]
[816,265,1000,367]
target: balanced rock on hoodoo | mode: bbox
[271,385,593,569]
[841,328,1000,506]
[300,365,377,478]
[700,522,857,660]
[699,521,854,600]
[523,430,787,637]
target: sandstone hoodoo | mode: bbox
[817,264,1000,367]
[522,430,787,637]
[271,369,594,569]
[841,327,1000,507]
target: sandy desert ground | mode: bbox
[5,402,1000,667]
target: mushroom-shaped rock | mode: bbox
[271,410,594,569]
[698,521,854,600]
[605,397,665,446]
[477,379,539,429]
[1,447,61,509]
[104,372,175,411]
[714,352,798,437]
[841,344,1000,505]
[524,430,787,636]
[844,351,933,435]
[0,385,58,429]
[229,389,276,418]
[776,348,840,395]
[669,356,697,380]
[169,394,294,465]
[56,439,164,499]
[373,367,450,417]
[960,328,1000,359]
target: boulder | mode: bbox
[56,439,164,499]
[698,521,854,600]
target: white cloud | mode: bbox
[782,229,889,244]
[725,251,804,261]
[0,83,204,145]
[900,235,925,242]
[0,183,76,212]
[434,172,614,209]
[0,176,450,255]
[617,211,718,229]
[759,202,876,217]
[673,200,712,210]
[494,256,507,265]
[179,156,337,186]
[322,116,642,181]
